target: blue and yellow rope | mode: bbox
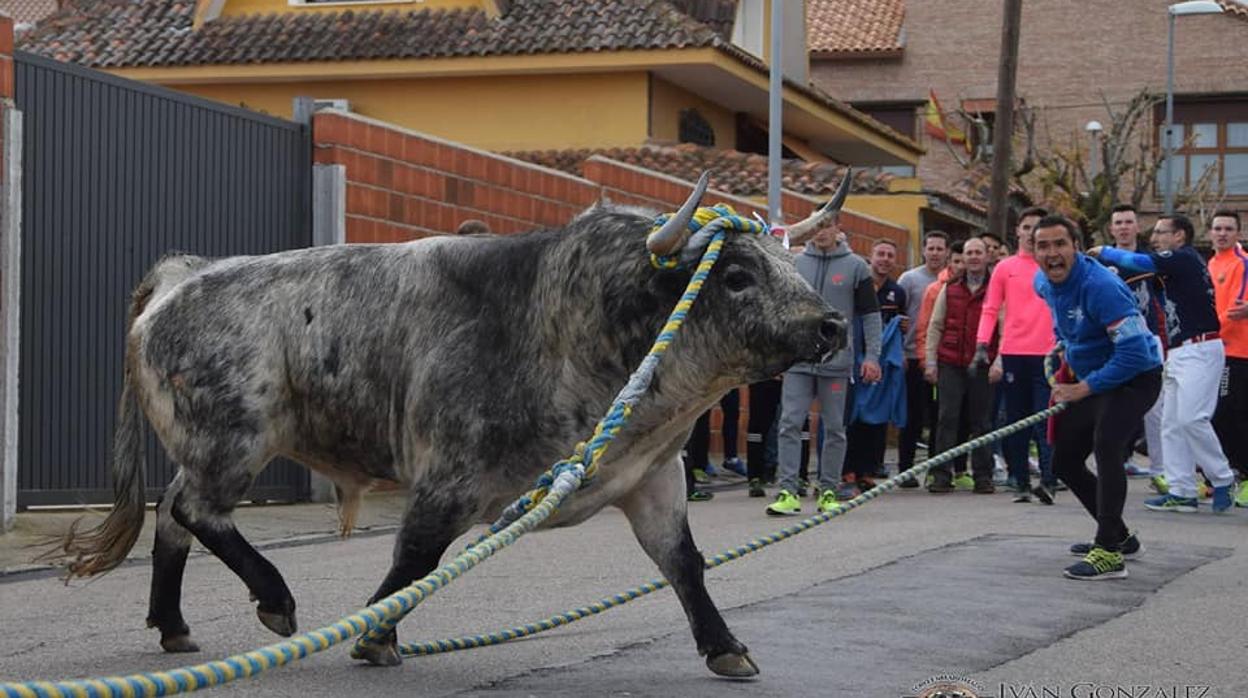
[393,401,1067,657]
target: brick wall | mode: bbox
[812,0,1248,218]
[312,110,911,459]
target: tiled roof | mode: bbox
[1219,0,1248,18]
[19,0,728,68]
[806,0,904,56]
[505,142,894,198]
[0,0,59,26]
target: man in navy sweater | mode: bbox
[1033,216,1162,580]
[1091,214,1235,514]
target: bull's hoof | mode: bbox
[160,634,200,653]
[257,607,297,637]
[350,640,403,667]
[706,651,760,678]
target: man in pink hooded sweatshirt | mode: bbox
[975,207,1059,504]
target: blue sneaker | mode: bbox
[1212,485,1233,514]
[721,457,747,477]
[702,462,718,477]
[1124,462,1150,477]
[1144,493,1198,513]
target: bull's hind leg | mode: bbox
[169,462,298,639]
[353,480,474,667]
[146,475,199,652]
[617,457,758,678]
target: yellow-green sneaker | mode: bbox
[692,468,709,484]
[1149,475,1168,495]
[766,490,801,516]
[953,472,975,491]
[1236,481,1248,508]
[817,490,841,514]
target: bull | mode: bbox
[46,172,849,678]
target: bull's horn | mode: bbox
[786,168,853,245]
[646,171,711,256]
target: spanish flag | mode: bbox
[924,90,967,144]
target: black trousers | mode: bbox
[899,358,938,471]
[684,390,742,489]
[1213,357,1248,478]
[1052,369,1162,551]
[845,421,887,479]
[746,379,781,480]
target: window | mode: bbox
[679,109,715,147]
[1156,98,1248,197]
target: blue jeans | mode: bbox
[1001,355,1054,488]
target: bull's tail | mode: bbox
[36,258,204,578]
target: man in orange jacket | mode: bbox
[1208,210,1248,507]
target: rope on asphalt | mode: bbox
[394,402,1067,657]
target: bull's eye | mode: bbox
[724,268,755,292]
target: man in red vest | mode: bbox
[924,237,1000,493]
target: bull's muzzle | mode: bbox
[815,311,848,362]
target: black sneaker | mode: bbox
[748,478,766,498]
[1070,532,1143,558]
[1032,484,1056,506]
[1064,546,1127,581]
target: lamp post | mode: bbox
[1164,0,1224,214]
[1086,120,1103,181]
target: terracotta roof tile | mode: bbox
[19,0,727,68]
[0,0,59,26]
[806,0,904,56]
[505,142,893,198]
[1219,0,1248,18]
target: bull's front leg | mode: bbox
[616,457,759,678]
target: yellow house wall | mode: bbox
[845,193,927,262]
[177,72,651,151]
[647,76,736,147]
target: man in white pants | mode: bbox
[1092,214,1234,513]
[1099,205,1166,484]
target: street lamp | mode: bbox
[1086,120,1103,180]
[1164,0,1224,214]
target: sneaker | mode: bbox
[857,476,877,492]
[1236,481,1248,508]
[766,490,801,516]
[1063,546,1127,581]
[721,457,747,477]
[1012,486,1032,503]
[973,480,995,494]
[953,472,975,491]
[1198,479,1212,500]
[1212,485,1233,514]
[1071,532,1143,559]
[1149,475,1169,495]
[898,474,920,489]
[1144,493,1198,513]
[833,481,859,501]
[703,462,718,477]
[1032,484,1056,506]
[692,468,709,484]
[928,477,954,494]
[687,489,713,502]
[795,479,809,497]
[748,478,766,498]
[817,490,841,514]
[1124,462,1151,478]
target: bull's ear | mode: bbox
[786,168,852,246]
[646,171,710,256]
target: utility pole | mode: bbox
[767,0,783,227]
[987,0,1023,240]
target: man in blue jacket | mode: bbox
[1033,215,1162,580]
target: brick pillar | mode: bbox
[1,12,20,532]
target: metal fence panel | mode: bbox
[15,52,311,506]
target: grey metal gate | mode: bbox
[14,52,312,507]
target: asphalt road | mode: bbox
[1,480,1245,698]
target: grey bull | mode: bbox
[43,173,850,678]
